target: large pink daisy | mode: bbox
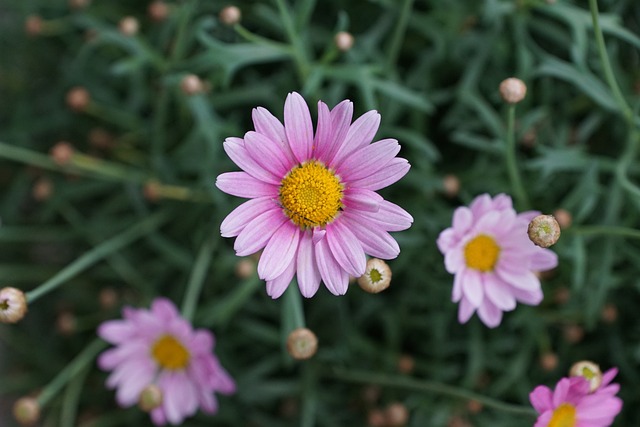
[529,369,622,427]
[436,193,558,327]
[97,298,235,425]
[216,92,413,298]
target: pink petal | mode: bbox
[317,100,354,163]
[444,244,464,274]
[474,210,501,231]
[452,270,463,302]
[461,269,484,307]
[216,172,278,198]
[252,107,297,165]
[529,385,553,413]
[234,210,288,256]
[470,194,492,218]
[349,158,410,191]
[437,228,457,254]
[601,368,618,387]
[223,137,280,185]
[257,222,300,281]
[343,188,382,213]
[458,297,475,323]
[98,320,134,344]
[296,232,322,298]
[491,193,513,211]
[326,221,366,277]
[266,256,296,299]
[315,236,349,295]
[334,138,400,180]
[220,197,279,238]
[115,359,156,406]
[452,207,473,234]
[159,372,186,425]
[151,298,179,322]
[244,131,292,178]
[350,200,413,232]
[552,378,572,407]
[530,249,558,271]
[496,268,540,292]
[477,298,503,328]
[509,285,543,305]
[331,110,381,166]
[313,101,332,157]
[484,277,517,311]
[284,92,313,163]
[342,215,400,259]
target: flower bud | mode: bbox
[527,214,561,248]
[467,399,483,414]
[235,258,255,279]
[25,15,43,36]
[570,361,602,392]
[601,303,617,324]
[119,16,139,36]
[442,174,460,198]
[13,397,40,426]
[499,77,527,104]
[286,327,318,360]
[56,310,77,336]
[563,324,584,344]
[357,258,391,294]
[539,351,558,372]
[553,208,572,229]
[367,409,385,427]
[88,128,114,150]
[0,287,28,324]
[143,180,162,202]
[139,384,163,412]
[384,402,409,427]
[180,74,203,95]
[69,0,90,10]
[99,287,118,310]
[148,1,169,22]
[219,6,241,26]
[334,31,354,52]
[32,177,53,201]
[50,141,75,166]
[397,354,415,375]
[66,87,90,112]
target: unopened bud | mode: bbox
[286,327,318,360]
[32,177,53,201]
[384,402,409,427]
[553,208,572,229]
[563,324,584,344]
[148,1,169,22]
[442,174,460,198]
[99,287,118,310]
[0,287,28,324]
[119,16,139,36]
[139,384,163,411]
[528,214,561,248]
[235,258,255,279]
[56,311,77,336]
[357,258,391,294]
[143,180,162,201]
[569,361,602,392]
[367,409,385,427]
[13,397,40,426]
[334,31,354,52]
[180,74,203,95]
[467,399,483,414]
[540,352,558,372]
[88,128,114,150]
[66,87,90,112]
[397,354,415,375]
[219,6,241,26]
[50,141,75,166]
[499,77,527,104]
[69,0,90,10]
[601,303,617,324]
[25,15,43,36]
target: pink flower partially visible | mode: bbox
[97,298,235,425]
[530,368,622,427]
[216,92,413,298]
[437,193,558,328]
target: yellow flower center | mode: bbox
[278,161,344,228]
[464,234,501,272]
[151,335,190,370]
[369,268,382,283]
[548,403,577,427]
[582,366,595,380]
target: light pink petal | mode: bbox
[98,342,148,370]
[266,255,296,299]
[601,368,618,387]
[220,197,279,238]
[469,194,492,218]
[151,298,179,322]
[331,110,381,166]
[496,268,540,292]
[159,373,186,425]
[437,228,457,254]
[150,407,166,425]
[552,378,572,407]
[577,395,622,419]
[190,330,214,353]
[252,107,297,165]
[316,100,353,162]
[284,92,313,163]
[222,137,280,185]
[313,101,332,157]
[335,139,399,180]
[258,222,300,281]
[461,269,484,307]
[458,297,475,323]
[327,222,366,277]
[485,277,517,311]
[474,210,501,232]
[509,285,543,305]
[216,172,278,198]
[452,270,463,302]
[98,320,134,344]
[529,385,553,413]
[477,298,503,328]
[491,193,513,211]
[315,236,349,295]
[296,232,322,298]
[234,209,288,256]
[342,215,400,259]
[444,245,464,274]
[452,207,473,234]
[518,210,540,222]
[343,188,382,213]
[349,158,410,191]
[244,131,292,177]
[534,412,552,427]
[350,200,413,232]
[115,359,156,406]
[530,249,558,271]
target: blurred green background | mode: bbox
[1,0,640,426]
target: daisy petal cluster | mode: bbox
[437,193,558,327]
[97,298,235,425]
[216,92,413,298]
[530,367,622,427]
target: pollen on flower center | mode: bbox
[548,403,577,427]
[278,161,344,228]
[464,234,501,272]
[151,335,191,370]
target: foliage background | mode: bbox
[1,0,640,426]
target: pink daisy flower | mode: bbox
[216,92,413,298]
[97,298,235,425]
[529,369,622,427]
[436,193,558,327]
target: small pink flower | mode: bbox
[437,193,558,327]
[529,368,622,427]
[216,92,413,298]
[97,298,235,425]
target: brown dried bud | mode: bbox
[553,208,572,229]
[219,6,241,26]
[50,141,75,166]
[442,174,460,198]
[148,1,169,22]
[56,311,77,336]
[563,324,584,344]
[13,397,40,426]
[88,128,114,150]
[32,177,53,201]
[25,15,43,36]
[286,327,318,360]
[499,77,527,104]
[361,385,381,404]
[540,352,558,372]
[143,180,162,202]
[569,361,602,392]
[367,409,386,427]
[384,402,409,427]
[467,399,483,414]
[528,214,561,248]
[69,0,90,9]
[99,287,118,310]
[601,303,617,324]
[139,384,163,411]
[119,16,139,36]
[397,354,415,375]
[66,87,90,112]
[357,258,392,294]
[554,286,570,305]
[334,31,354,52]
[235,258,255,279]
[0,287,28,324]
[180,74,204,95]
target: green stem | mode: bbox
[284,282,306,329]
[169,0,199,63]
[505,104,530,209]
[233,24,291,53]
[568,225,640,239]
[181,238,216,322]
[274,0,310,82]
[60,366,89,427]
[26,210,171,303]
[38,339,107,407]
[330,368,537,417]
[386,0,414,72]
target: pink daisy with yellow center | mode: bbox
[216,92,413,298]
